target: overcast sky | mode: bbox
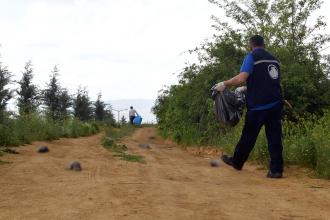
[1,0,329,102]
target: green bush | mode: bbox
[0,124,20,146]
[312,112,330,178]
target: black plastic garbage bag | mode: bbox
[211,88,245,127]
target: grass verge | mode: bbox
[0,114,101,147]
[113,153,145,163]
[1,148,19,154]
[0,148,17,165]
[103,124,145,163]
[0,160,12,165]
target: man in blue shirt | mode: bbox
[214,35,283,178]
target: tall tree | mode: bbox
[43,66,61,120]
[17,61,39,115]
[73,87,93,121]
[0,62,12,122]
[58,88,72,119]
[94,93,106,121]
[104,105,116,125]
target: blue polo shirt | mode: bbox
[240,49,280,111]
[240,53,254,74]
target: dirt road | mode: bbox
[0,127,329,220]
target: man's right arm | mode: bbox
[223,72,249,87]
[214,53,253,91]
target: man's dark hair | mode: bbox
[249,35,264,47]
[130,106,133,109]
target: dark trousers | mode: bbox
[129,116,135,124]
[233,104,283,173]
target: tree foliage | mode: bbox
[42,66,72,120]
[58,88,72,119]
[43,66,61,120]
[120,115,127,125]
[93,93,115,124]
[94,93,106,121]
[104,105,116,125]
[73,87,93,121]
[0,63,13,122]
[16,61,39,115]
[209,0,330,115]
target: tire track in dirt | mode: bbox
[0,128,329,220]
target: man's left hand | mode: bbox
[235,86,247,93]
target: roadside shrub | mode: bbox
[0,123,20,146]
[312,112,330,178]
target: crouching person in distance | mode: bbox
[214,35,284,178]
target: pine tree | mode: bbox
[58,88,72,119]
[73,87,93,121]
[17,61,39,115]
[43,66,61,120]
[104,105,116,125]
[0,63,13,122]
[42,66,72,120]
[120,115,127,125]
[94,93,106,121]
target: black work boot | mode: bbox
[221,155,233,166]
[266,171,283,178]
[221,155,242,170]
